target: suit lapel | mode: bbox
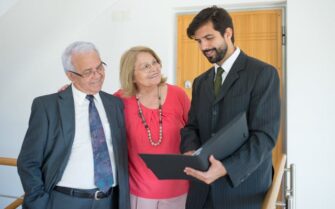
[214,51,247,104]
[100,92,118,141]
[58,86,75,147]
[203,67,216,101]
[100,92,120,170]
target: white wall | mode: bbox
[0,0,18,16]
[1,0,335,208]
[286,0,335,208]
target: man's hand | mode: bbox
[184,155,227,184]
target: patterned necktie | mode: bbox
[214,67,224,97]
[86,95,114,193]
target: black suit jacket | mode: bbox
[17,86,130,209]
[181,51,280,209]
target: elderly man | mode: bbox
[17,41,130,209]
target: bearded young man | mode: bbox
[180,6,281,209]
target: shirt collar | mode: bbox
[72,84,102,105]
[214,47,241,74]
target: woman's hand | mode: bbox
[58,84,70,92]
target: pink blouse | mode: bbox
[115,84,190,199]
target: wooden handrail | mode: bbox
[1,157,23,209]
[4,196,24,209]
[0,157,17,166]
[262,154,287,209]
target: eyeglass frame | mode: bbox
[68,61,107,78]
[136,60,161,73]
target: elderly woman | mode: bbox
[114,46,190,209]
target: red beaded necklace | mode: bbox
[136,87,163,146]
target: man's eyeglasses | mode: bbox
[69,61,106,78]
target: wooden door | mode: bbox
[177,9,284,175]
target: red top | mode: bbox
[115,84,190,199]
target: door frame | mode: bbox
[174,2,288,160]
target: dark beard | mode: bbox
[203,45,227,64]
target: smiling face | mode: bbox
[66,51,105,94]
[133,52,162,89]
[194,21,233,65]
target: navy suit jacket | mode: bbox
[181,51,281,209]
[17,86,130,209]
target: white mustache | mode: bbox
[89,79,103,84]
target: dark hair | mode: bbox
[187,6,235,43]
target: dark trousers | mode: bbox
[47,187,119,209]
[203,189,214,209]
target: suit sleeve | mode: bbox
[179,87,191,124]
[223,66,281,187]
[180,78,202,153]
[17,98,49,209]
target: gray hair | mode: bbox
[61,41,99,72]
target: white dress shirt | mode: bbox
[57,85,117,189]
[214,47,241,84]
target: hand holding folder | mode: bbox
[139,112,249,180]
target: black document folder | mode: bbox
[139,112,249,180]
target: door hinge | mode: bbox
[282,26,286,46]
